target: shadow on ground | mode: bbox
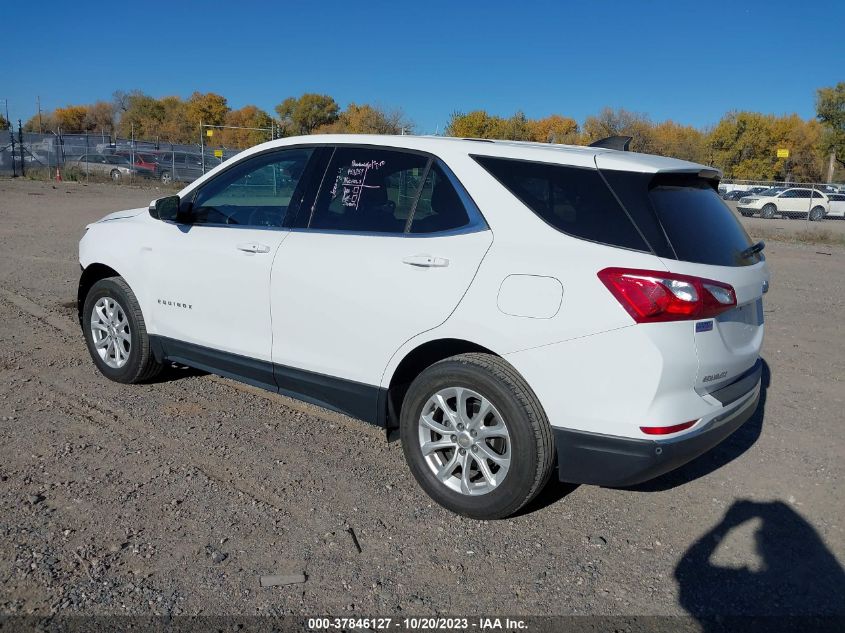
[677,500,845,630]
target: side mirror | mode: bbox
[149,195,182,222]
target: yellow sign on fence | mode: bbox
[213,149,223,158]
[206,129,214,137]
[777,148,790,158]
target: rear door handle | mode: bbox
[237,242,271,254]
[402,254,449,268]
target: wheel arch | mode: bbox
[77,263,121,325]
[384,338,499,433]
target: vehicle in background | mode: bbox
[722,186,768,201]
[827,193,845,218]
[114,151,159,177]
[72,154,140,181]
[737,187,829,220]
[151,151,222,184]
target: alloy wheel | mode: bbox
[90,296,131,369]
[417,387,511,496]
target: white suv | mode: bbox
[737,187,829,220]
[78,135,769,519]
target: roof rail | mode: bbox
[589,135,632,151]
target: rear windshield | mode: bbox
[646,175,761,267]
[473,156,648,251]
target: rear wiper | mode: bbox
[740,241,765,259]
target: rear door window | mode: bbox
[309,147,429,233]
[408,164,471,233]
[473,156,648,251]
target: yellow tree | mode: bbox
[315,103,410,134]
[650,120,707,163]
[53,105,89,132]
[528,114,579,144]
[186,92,229,134]
[220,105,274,148]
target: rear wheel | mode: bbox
[761,204,776,219]
[110,169,121,181]
[809,206,825,222]
[160,170,172,184]
[400,353,554,519]
[82,277,162,384]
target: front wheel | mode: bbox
[110,169,121,181]
[400,353,554,519]
[82,277,162,384]
[160,170,172,184]
[761,204,776,219]
[809,206,825,222]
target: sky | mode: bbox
[2,0,842,134]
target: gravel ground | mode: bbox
[0,178,843,622]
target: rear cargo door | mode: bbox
[598,162,769,395]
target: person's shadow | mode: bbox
[676,499,845,631]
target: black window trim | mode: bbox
[301,144,488,238]
[470,153,655,255]
[175,142,489,237]
[175,145,321,231]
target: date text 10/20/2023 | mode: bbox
[307,617,529,631]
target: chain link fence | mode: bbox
[2,127,844,222]
[0,126,261,185]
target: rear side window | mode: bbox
[646,176,761,267]
[473,156,648,251]
[409,164,470,234]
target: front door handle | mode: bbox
[237,242,271,254]
[402,254,450,268]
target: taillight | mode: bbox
[598,267,736,323]
[640,420,697,435]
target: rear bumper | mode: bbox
[553,380,760,487]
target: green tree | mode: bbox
[117,93,165,138]
[275,94,339,135]
[816,82,845,170]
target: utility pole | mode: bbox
[18,120,25,178]
[37,96,43,133]
[827,152,836,184]
[5,100,16,178]
[200,120,205,175]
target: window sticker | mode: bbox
[329,159,386,210]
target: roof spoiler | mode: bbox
[589,135,632,151]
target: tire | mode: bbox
[739,211,752,217]
[809,206,825,222]
[110,169,121,181]
[761,204,776,219]
[160,170,172,184]
[82,277,162,384]
[400,353,554,520]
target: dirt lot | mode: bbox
[0,179,843,623]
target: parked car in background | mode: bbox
[114,151,159,178]
[827,193,845,218]
[152,151,222,184]
[737,187,829,220]
[722,186,768,201]
[72,154,139,181]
